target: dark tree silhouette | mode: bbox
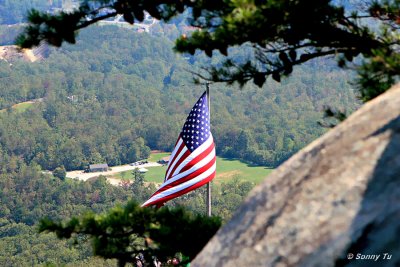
[16,0,400,101]
[39,201,221,266]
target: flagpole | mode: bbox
[206,83,212,217]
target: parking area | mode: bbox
[66,161,162,181]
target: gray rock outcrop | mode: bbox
[192,83,400,267]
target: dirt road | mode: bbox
[66,162,162,181]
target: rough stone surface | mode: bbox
[192,83,400,267]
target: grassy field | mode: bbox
[116,164,167,183]
[112,153,273,184]
[0,101,35,113]
[214,157,273,184]
[12,102,35,112]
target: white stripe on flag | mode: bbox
[171,135,214,178]
[157,145,215,191]
[142,161,216,206]
[165,142,188,180]
[165,138,183,171]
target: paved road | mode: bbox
[66,162,162,181]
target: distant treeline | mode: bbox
[0,0,62,25]
[0,26,358,171]
[0,23,360,266]
[0,24,21,45]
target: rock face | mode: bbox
[192,84,400,267]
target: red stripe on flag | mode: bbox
[158,141,215,194]
[152,155,216,196]
[166,149,191,180]
[165,140,185,180]
[144,170,216,207]
[179,142,215,174]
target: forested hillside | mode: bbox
[0,25,358,172]
[0,0,62,24]
[0,157,253,265]
[0,21,361,266]
[0,157,132,266]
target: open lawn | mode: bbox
[0,101,35,113]
[116,165,167,183]
[112,153,273,185]
[12,102,35,112]
[215,157,273,184]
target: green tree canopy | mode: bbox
[16,0,400,101]
[53,165,66,180]
[39,201,221,266]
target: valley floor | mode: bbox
[66,152,273,186]
[66,161,162,181]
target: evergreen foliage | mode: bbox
[15,0,400,101]
[53,165,66,180]
[0,2,382,264]
[0,26,358,169]
[0,159,131,266]
[0,149,250,265]
[0,27,360,265]
[38,201,221,266]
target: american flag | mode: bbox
[142,91,216,207]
